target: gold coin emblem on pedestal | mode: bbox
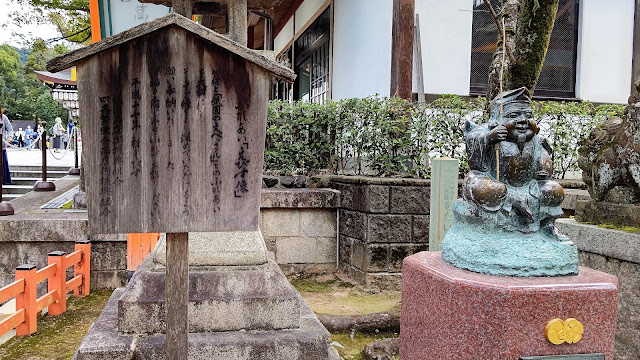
[545,318,584,344]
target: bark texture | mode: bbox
[316,311,400,333]
[486,0,560,110]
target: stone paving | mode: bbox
[5,147,80,168]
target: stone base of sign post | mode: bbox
[153,231,268,266]
[399,251,618,360]
[73,232,340,360]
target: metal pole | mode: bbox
[34,123,55,191]
[41,130,47,183]
[69,125,80,175]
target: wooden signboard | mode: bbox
[48,14,295,235]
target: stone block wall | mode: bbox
[260,189,339,272]
[328,176,431,289]
[556,218,640,360]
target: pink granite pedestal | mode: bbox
[400,251,618,360]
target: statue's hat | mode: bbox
[489,87,531,128]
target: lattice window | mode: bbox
[470,0,579,98]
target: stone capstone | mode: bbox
[153,231,267,266]
[118,257,299,334]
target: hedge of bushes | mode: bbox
[265,95,624,179]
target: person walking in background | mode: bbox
[15,128,25,148]
[67,120,75,150]
[52,117,65,152]
[36,123,45,149]
[25,126,34,149]
[0,103,13,185]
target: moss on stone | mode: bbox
[597,224,640,233]
[330,331,398,360]
[0,289,113,360]
[290,278,336,293]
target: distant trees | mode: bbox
[8,0,91,45]
[0,40,68,129]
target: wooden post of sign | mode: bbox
[428,158,459,251]
[166,232,189,359]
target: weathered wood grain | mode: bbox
[165,232,188,359]
[390,0,414,100]
[46,13,295,82]
[81,27,269,234]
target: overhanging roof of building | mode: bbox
[34,69,77,86]
[47,13,296,82]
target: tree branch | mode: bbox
[46,26,91,44]
[482,0,515,63]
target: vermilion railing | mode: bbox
[0,240,90,337]
[127,233,161,272]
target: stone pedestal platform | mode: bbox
[73,255,339,359]
[400,251,618,360]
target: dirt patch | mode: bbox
[0,289,113,360]
[289,272,401,316]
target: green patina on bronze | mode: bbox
[441,87,578,277]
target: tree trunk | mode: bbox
[485,0,560,110]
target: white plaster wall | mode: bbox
[295,0,328,34]
[414,0,473,96]
[576,0,634,104]
[332,0,393,99]
[275,17,294,55]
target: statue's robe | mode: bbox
[461,121,564,233]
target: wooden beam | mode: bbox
[632,0,640,93]
[273,0,304,38]
[166,232,189,359]
[390,0,415,100]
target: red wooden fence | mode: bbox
[0,240,90,338]
[127,233,161,271]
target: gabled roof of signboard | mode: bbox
[46,13,296,82]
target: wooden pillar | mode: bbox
[390,0,415,100]
[228,0,248,46]
[632,0,640,93]
[173,0,193,19]
[48,251,67,316]
[166,232,189,359]
[248,26,255,49]
[15,264,37,336]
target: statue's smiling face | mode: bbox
[503,102,537,144]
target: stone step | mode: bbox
[10,165,70,172]
[2,185,34,194]
[9,170,68,179]
[75,288,337,360]
[2,194,20,202]
[8,177,56,186]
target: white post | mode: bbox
[429,158,459,251]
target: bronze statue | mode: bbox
[463,87,565,235]
[440,87,578,277]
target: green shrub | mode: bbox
[265,96,624,179]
